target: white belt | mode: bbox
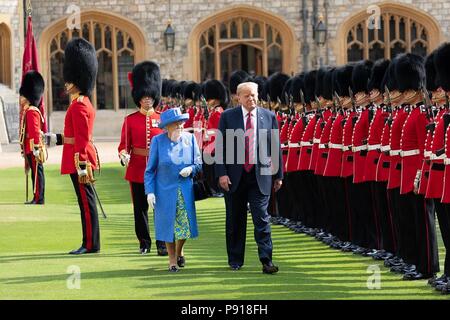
[329,143,343,150]
[430,153,445,160]
[313,138,321,144]
[380,145,390,152]
[400,149,420,157]
[342,145,352,151]
[424,151,432,158]
[206,129,216,135]
[367,144,381,151]
[289,143,300,148]
[390,149,401,156]
[319,143,328,149]
[281,143,289,148]
[444,158,450,165]
[352,145,368,152]
[300,141,313,147]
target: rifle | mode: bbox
[348,86,357,113]
[200,95,209,121]
[267,94,272,111]
[300,89,306,115]
[421,84,435,123]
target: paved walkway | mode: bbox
[0,140,120,169]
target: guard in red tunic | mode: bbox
[19,71,46,205]
[118,61,167,256]
[182,81,202,134]
[47,38,100,254]
[202,79,227,196]
[396,53,438,280]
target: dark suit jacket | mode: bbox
[215,106,283,196]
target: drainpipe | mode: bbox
[301,0,309,72]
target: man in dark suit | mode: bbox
[215,82,283,274]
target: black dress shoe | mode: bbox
[403,271,434,280]
[429,274,448,287]
[24,200,44,205]
[262,261,279,274]
[69,247,99,255]
[177,256,185,268]
[230,264,242,271]
[168,265,179,273]
[157,246,168,256]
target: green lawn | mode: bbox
[0,163,448,299]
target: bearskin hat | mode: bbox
[434,42,450,91]
[291,74,305,103]
[322,67,336,101]
[381,58,398,91]
[333,64,354,97]
[183,81,202,101]
[281,77,293,104]
[20,71,45,107]
[268,72,290,102]
[229,70,250,95]
[304,70,317,104]
[203,79,228,106]
[425,50,438,92]
[129,61,161,107]
[63,37,98,96]
[315,67,329,98]
[251,76,267,100]
[395,53,425,92]
[170,81,184,99]
[352,60,373,94]
[368,59,390,92]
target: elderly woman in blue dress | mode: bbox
[145,107,202,272]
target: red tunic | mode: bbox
[441,123,450,203]
[352,109,370,183]
[364,107,387,182]
[309,109,332,171]
[61,96,98,175]
[297,114,317,171]
[203,106,223,155]
[400,106,428,195]
[280,118,290,172]
[425,108,447,198]
[315,113,335,176]
[341,111,356,178]
[324,113,344,177]
[118,110,163,183]
[21,106,44,155]
[375,112,394,182]
[286,116,307,172]
[387,108,408,190]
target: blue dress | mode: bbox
[144,131,202,242]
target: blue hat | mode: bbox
[159,107,190,129]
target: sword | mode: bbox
[91,183,107,219]
[25,168,29,202]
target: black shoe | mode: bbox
[230,264,242,271]
[429,274,448,287]
[177,256,185,268]
[403,271,434,281]
[262,261,279,274]
[168,265,179,273]
[24,199,44,205]
[157,246,168,256]
[69,246,99,255]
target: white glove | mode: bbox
[147,193,156,210]
[179,166,193,178]
[120,153,131,167]
[32,147,40,158]
[44,132,57,144]
[413,170,421,194]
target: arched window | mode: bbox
[0,22,12,87]
[40,11,146,111]
[188,5,298,84]
[338,3,441,64]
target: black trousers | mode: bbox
[300,171,319,228]
[372,181,396,252]
[399,192,439,275]
[130,182,164,250]
[348,181,373,248]
[277,172,294,220]
[436,201,450,274]
[224,168,273,266]
[203,161,219,195]
[70,174,100,251]
[26,154,45,203]
[289,171,307,223]
[386,188,401,257]
[311,174,327,230]
[326,177,349,241]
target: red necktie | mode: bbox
[244,112,255,172]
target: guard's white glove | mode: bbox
[44,132,57,144]
[179,166,193,178]
[32,147,40,158]
[413,169,421,194]
[147,193,156,210]
[120,153,131,167]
